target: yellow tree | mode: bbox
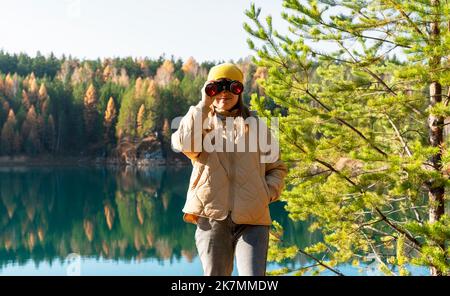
[154,60,174,87]
[135,77,144,96]
[102,64,113,81]
[4,73,18,98]
[83,83,99,144]
[1,109,18,155]
[147,79,157,97]
[181,56,199,77]
[103,97,117,151]
[38,83,49,115]
[136,104,145,138]
[28,74,39,101]
[22,105,42,154]
[22,90,31,111]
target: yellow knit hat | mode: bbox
[207,63,244,83]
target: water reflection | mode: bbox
[0,166,312,274]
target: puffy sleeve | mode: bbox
[171,100,210,161]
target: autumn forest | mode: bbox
[0,51,267,163]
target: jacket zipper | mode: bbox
[229,151,234,213]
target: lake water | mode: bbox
[0,166,427,276]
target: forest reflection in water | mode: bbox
[0,165,317,275]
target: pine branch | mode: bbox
[386,114,413,156]
[296,248,345,276]
[281,125,360,187]
[249,4,390,159]
[360,230,398,276]
[270,229,344,276]
[350,218,387,235]
[374,207,422,250]
[385,0,426,38]
[314,15,412,49]
[304,89,388,157]
[285,121,423,250]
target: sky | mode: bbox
[0,0,286,63]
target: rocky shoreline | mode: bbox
[0,155,190,167]
[0,135,192,168]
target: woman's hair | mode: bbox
[208,94,253,135]
[233,94,251,119]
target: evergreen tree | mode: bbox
[4,73,18,98]
[46,114,56,153]
[0,76,4,95]
[104,97,117,152]
[136,104,145,138]
[142,80,158,136]
[38,83,49,115]
[0,52,230,158]
[21,90,31,111]
[1,109,18,155]
[181,57,199,77]
[116,87,137,140]
[245,0,450,275]
[154,60,175,87]
[83,83,100,145]
[22,105,42,154]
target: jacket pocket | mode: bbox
[261,176,271,203]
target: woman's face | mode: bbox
[212,90,239,111]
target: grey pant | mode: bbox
[195,214,270,276]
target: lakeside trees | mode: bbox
[246,0,450,275]
[0,52,265,158]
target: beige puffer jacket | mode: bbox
[171,101,288,226]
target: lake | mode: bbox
[0,166,427,276]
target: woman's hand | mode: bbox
[201,81,213,107]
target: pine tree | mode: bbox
[38,83,49,115]
[38,82,48,100]
[46,114,56,153]
[104,97,117,151]
[22,105,42,154]
[245,0,450,275]
[253,66,268,96]
[136,104,145,138]
[22,90,31,111]
[1,109,18,155]
[102,64,113,81]
[4,73,18,98]
[147,79,157,97]
[154,60,175,87]
[104,97,117,128]
[28,74,39,100]
[116,87,137,140]
[162,118,171,147]
[181,57,199,77]
[135,77,144,96]
[83,83,99,145]
[71,63,93,86]
[142,84,157,136]
[0,76,4,94]
[113,68,129,87]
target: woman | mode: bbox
[171,63,287,276]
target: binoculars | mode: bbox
[205,79,244,97]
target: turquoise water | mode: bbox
[0,166,427,276]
